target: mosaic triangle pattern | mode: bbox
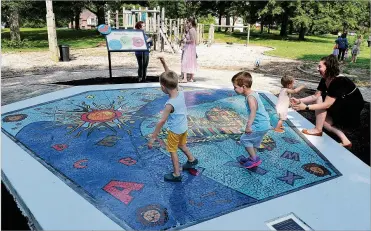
[1,87,341,230]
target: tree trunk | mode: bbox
[308,23,314,35]
[87,2,106,26]
[232,16,237,32]
[298,23,305,40]
[289,20,294,34]
[45,0,59,62]
[73,5,83,30]
[268,16,272,34]
[260,20,264,34]
[218,14,222,32]
[280,12,289,37]
[74,13,80,30]
[225,15,230,32]
[342,22,347,34]
[9,6,21,42]
[97,6,105,25]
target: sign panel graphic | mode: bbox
[105,29,149,51]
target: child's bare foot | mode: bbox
[274,128,285,133]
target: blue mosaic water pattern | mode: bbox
[1,87,341,230]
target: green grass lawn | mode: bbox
[2,28,370,70]
[1,28,104,51]
[208,29,370,69]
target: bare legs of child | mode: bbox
[168,152,181,177]
[179,145,198,168]
[246,147,257,159]
[274,119,285,133]
[238,131,268,169]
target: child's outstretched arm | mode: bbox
[245,95,258,134]
[287,85,305,94]
[157,57,170,72]
[148,104,173,149]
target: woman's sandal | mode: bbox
[302,129,323,136]
[179,80,188,83]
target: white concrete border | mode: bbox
[2,83,370,230]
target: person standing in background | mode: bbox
[335,33,348,62]
[179,17,198,83]
[351,35,362,63]
[135,21,153,82]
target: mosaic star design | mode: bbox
[1,87,341,230]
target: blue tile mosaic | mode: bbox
[1,87,341,230]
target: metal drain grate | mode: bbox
[266,213,312,231]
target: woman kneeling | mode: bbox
[291,55,364,148]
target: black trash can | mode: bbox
[368,40,370,47]
[59,45,70,61]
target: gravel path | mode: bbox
[2,43,370,104]
[1,44,297,76]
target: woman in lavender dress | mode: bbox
[180,18,197,83]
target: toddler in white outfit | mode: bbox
[275,75,305,133]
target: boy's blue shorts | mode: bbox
[240,130,270,148]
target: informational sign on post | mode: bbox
[105,29,149,52]
[97,25,150,80]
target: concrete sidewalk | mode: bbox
[1,67,369,105]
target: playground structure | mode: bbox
[105,6,251,52]
[208,24,251,46]
[106,6,205,54]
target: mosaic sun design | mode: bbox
[1,87,341,230]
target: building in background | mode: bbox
[69,9,97,29]
[216,17,244,32]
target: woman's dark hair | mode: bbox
[135,21,144,29]
[187,17,197,27]
[321,55,340,78]
[341,33,347,38]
